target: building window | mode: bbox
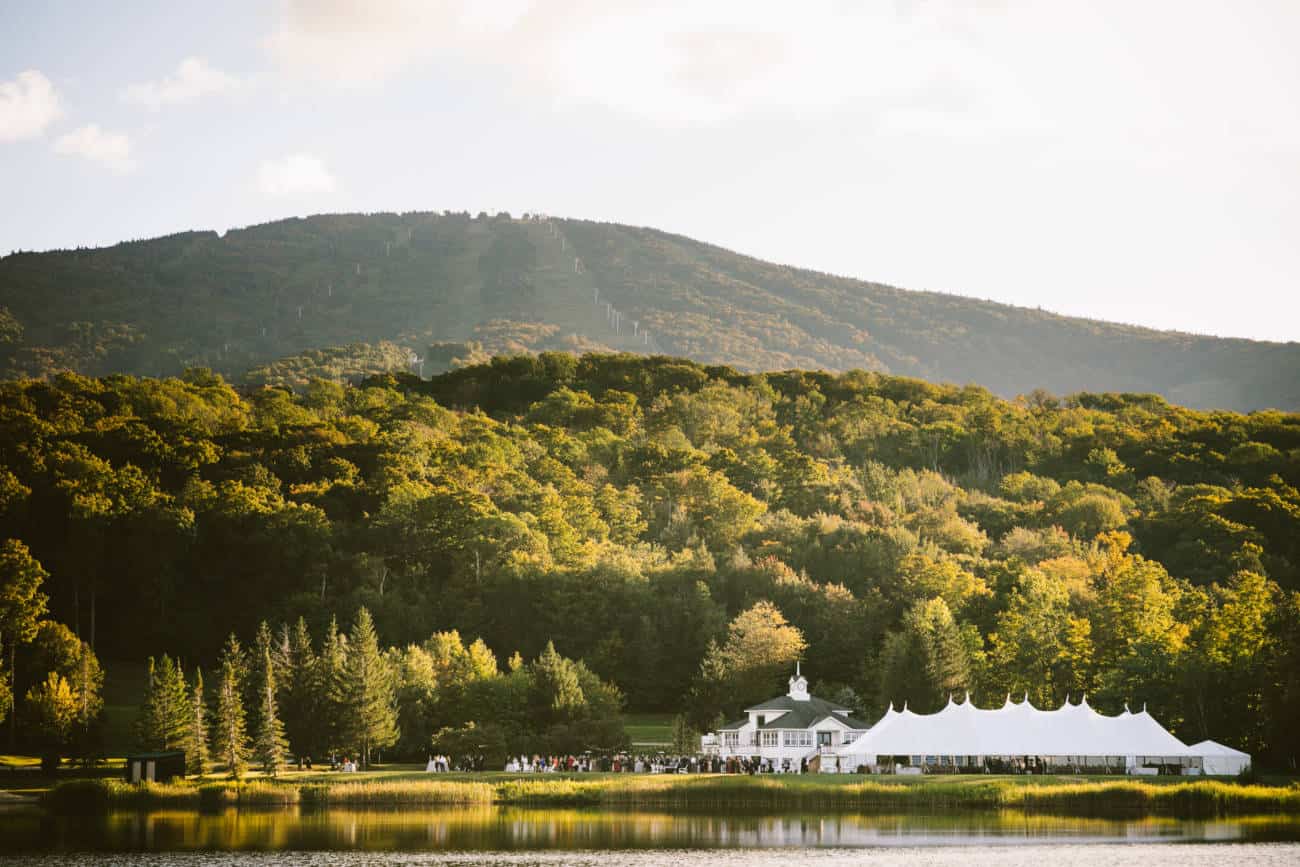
[761,731,780,747]
[781,731,812,747]
[723,732,739,747]
[843,732,858,745]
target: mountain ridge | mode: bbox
[0,211,1295,411]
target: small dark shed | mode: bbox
[124,751,186,783]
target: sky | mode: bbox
[2,1,1298,343]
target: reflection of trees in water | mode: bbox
[12,807,1289,852]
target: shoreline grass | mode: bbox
[39,774,1300,818]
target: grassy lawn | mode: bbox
[34,770,1300,817]
[100,659,147,756]
[624,713,673,746]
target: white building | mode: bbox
[704,665,872,772]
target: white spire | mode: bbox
[787,663,809,701]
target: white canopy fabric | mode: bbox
[1189,739,1251,775]
[837,695,1192,763]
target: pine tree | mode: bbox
[134,656,158,749]
[253,648,289,775]
[319,616,348,758]
[185,668,208,776]
[68,638,104,765]
[246,621,276,736]
[342,608,398,768]
[281,617,318,759]
[212,646,249,778]
[157,655,188,749]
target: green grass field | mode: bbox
[623,713,673,747]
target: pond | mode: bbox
[0,806,1298,865]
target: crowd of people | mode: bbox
[499,754,728,773]
[418,753,821,775]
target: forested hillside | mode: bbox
[1,212,1296,410]
[1,354,1298,765]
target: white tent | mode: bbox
[836,694,1195,773]
[1189,739,1251,776]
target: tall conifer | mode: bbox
[212,643,249,778]
[342,608,397,768]
[253,648,289,775]
[281,617,318,759]
[134,656,158,749]
[319,616,348,757]
[185,668,208,776]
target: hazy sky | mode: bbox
[2,1,1298,342]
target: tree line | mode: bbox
[0,353,1297,766]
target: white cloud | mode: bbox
[121,57,241,110]
[0,70,62,142]
[52,124,135,173]
[262,1,1015,127]
[257,153,336,196]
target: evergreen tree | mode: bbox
[253,648,290,775]
[157,655,189,749]
[246,620,276,735]
[137,655,189,750]
[878,598,972,713]
[342,608,398,768]
[212,645,249,778]
[529,640,585,726]
[319,616,348,757]
[185,668,209,776]
[280,617,319,759]
[68,637,104,765]
[135,656,158,749]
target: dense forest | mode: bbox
[0,353,1298,767]
[2,212,1297,411]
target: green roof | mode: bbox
[717,717,749,731]
[746,694,850,713]
[748,695,872,731]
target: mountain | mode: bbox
[1,211,1296,410]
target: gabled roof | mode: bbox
[717,717,749,732]
[752,696,871,730]
[746,694,851,713]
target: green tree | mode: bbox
[1182,571,1276,752]
[670,714,699,754]
[27,621,103,763]
[986,568,1095,707]
[23,672,76,772]
[318,616,348,757]
[185,668,209,776]
[0,540,48,741]
[528,640,585,726]
[279,617,319,760]
[253,648,290,775]
[342,607,398,768]
[691,601,806,718]
[878,597,973,713]
[136,654,188,750]
[212,650,250,778]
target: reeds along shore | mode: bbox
[41,775,1300,817]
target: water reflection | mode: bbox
[1,806,1298,853]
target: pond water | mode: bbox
[0,806,1298,865]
